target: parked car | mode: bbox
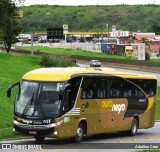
[90,60,101,67]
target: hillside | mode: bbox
[19,5,160,33]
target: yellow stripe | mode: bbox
[146,97,154,111]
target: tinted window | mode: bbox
[62,77,82,112]
[109,78,145,98]
[81,77,107,99]
[127,79,157,97]
[80,77,150,99]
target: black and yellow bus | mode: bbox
[7,67,157,142]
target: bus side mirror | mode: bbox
[7,82,20,98]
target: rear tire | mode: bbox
[128,118,138,136]
[121,118,138,136]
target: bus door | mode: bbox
[59,77,82,137]
[80,77,96,134]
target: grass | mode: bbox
[156,86,160,120]
[15,45,160,63]
[0,52,41,140]
[0,51,159,140]
[15,45,138,60]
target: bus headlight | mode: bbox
[54,131,58,135]
[45,120,63,128]
[14,120,20,125]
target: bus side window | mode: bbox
[67,77,82,107]
[122,80,146,98]
[81,90,86,99]
[109,78,122,98]
[127,79,157,98]
[97,78,107,99]
[81,78,93,99]
[63,91,70,110]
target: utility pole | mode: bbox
[31,32,34,55]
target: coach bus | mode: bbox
[7,67,157,142]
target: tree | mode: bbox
[0,0,23,53]
[127,38,134,45]
[141,37,152,51]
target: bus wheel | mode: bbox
[73,123,84,142]
[129,118,138,136]
[34,136,45,142]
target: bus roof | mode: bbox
[22,67,157,81]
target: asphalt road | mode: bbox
[0,122,160,151]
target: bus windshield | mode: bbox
[15,81,65,117]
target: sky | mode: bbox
[21,0,159,6]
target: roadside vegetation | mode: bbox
[0,53,40,139]
[15,45,137,60]
[20,5,160,34]
[40,54,77,67]
[15,45,160,63]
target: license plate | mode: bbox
[29,130,37,135]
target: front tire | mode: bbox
[73,123,84,142]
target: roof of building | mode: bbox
[133,35,155,41]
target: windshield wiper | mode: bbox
[22,92,34,116]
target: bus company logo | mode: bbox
[81,102,89,112]
[112,104,125,114]
[30,125,35,129]
[102,100,113,108]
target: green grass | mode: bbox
[0,52,41,140]
[15,45,160,63]
[156,86,160,120]
[15,46,138,60]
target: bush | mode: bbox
[39,54,53,67]
[145,51,150,60]
[40,54,77,67]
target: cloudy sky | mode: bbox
[21,0,159,6]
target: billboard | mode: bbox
[47,28,64,39]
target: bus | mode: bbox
[7,67,157,142]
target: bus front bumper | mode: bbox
[13,119,63,137]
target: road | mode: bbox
[0,122,160,151]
